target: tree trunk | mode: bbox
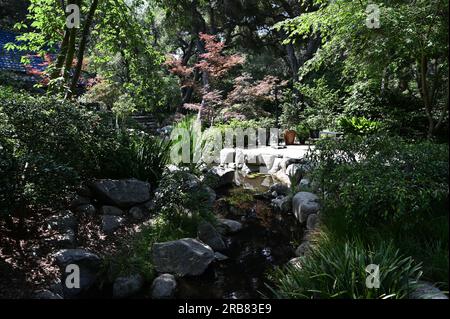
[62,16,78,83]
[50,28,71,80]
[67,0,99,98]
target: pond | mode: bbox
[176,173,303,299]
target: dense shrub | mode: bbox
[0,86,171,222]
[97,130,171,186]
[309,134,449,229]
[268,235,422,299]
[153,170,215,231]
[338,116,383,135]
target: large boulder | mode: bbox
[268,157,283,174]
[274,169,291,185]
[152,239,215,277]
[260,154,277,172]
[129,206,146,220]
[53,249,101,298]
[151,274,177,299]
[202,185,217,207]
[292,192,320,223]
[217,219,243,234]
[197,222,227,251]
[90,179,151,208]
[113,274,144,298]
[286,164,304,185]
[207,167,235,188]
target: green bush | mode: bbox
[0,86,171,222]
[153,170,216,233]
[309,134,449,229]
[98,130,171,186]
[268,235,422,299]
[338,116,383,135]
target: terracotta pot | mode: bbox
[284,130,297,145]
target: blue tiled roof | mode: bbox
[0,28,47,73]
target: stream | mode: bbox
[176,173,303,299]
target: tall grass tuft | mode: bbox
[267,234,423,299]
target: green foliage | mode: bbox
[277,0,449,138]
[170,116,203,171]
[153,170,216,232]
[295,123,310,142]
[338,117,382,135]
[309,134,449,229]
[0,86,105,216]
[268,235,422,299]
[99,130,171,186]
[0,86,171,219]
[104,214,192,281]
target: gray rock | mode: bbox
[289,257,303,269]
[152,238,215,277]
[53,249,101,298]
[269,183,289,196]
[166,164,180,173]
[202,185,217,206]
[299,178,311,189]
[75,204,96,215]
[274,169,291,185]
[292,192,320,223]
[295,242,311,257]
[217,219,243,234]
[100,206,124,216]
[214,252,229,261]
[197,222,227,251]
[241,163,252,175]
[32,289,63,299]
[113,274,144,298]
[268,157,283,174]
[207,167,235,188]
[101,215,125,234]
[184,172,201,189]
[271,196,292,213]
[90,179,151,208]
[286,164,304,185]
[307,213,319,230]
[410,281,448,299]
[129,206,146,220]
[151,274,177,299]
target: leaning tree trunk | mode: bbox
[67,0,99,98]
[62,25,78,83]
